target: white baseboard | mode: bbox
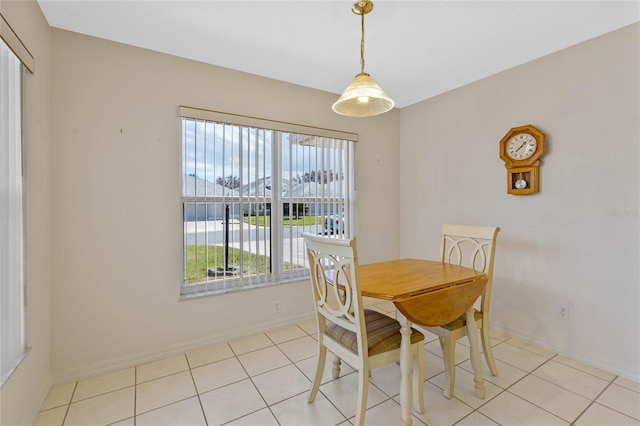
[27,377,54,426]
[51,312,315,385]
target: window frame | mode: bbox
[179,106,357,297]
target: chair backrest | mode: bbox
[302,233,367,354]
[440,224,500,315]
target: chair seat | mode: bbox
[325,309,425,356]
[441,309,483,331]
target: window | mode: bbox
[0,39,25,384]
[180,107,357,296]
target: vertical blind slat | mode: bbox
[0,40,25,384]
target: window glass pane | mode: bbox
[180,116,355,296]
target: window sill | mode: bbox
[180,275,311,300]
[0,346,31,389]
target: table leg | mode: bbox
[399,316,414,426]
[465,308,486,399]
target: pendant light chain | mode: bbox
[360,10,366,74]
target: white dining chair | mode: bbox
[416,224,500,399]
[302,232,426,426]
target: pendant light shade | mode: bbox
[332,72,394,117]
[332,1,394,117]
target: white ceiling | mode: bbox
[37,1,639,108]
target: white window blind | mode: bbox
[180,107,356,296]
[0,39,25,384]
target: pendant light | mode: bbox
[332,1,394,117]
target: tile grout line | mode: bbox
[132,357,196,420]
[190,345,310,408]
[569,374,617,426]
[495,354,576,424]
[59,380,78,426]
[570,375,640,425]
[185,353,209,426]
[449,337,548,425]
[261,333,286,425]
[529,353,617,406]
[230,335,283,426]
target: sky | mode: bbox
[181,118,349,190]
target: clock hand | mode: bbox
[515,142,526,152]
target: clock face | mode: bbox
[507,133,537,160]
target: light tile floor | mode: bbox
[35,299,640,426]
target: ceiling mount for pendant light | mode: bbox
[332,0,394,118]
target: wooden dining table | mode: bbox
[357,259,489,426]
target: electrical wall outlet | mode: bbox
[273,301,281,314]
[557,303,569,320]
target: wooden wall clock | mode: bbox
[499,124,545,195]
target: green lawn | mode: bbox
[244,215,321,227]
[184,245,270,285]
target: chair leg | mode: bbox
[332,354,342,379]
[466,309,486,399]
[353,367,369,426]
[480,324,499,377]
[412,345,425,414]
[440,335,456,399]
[308,346,326,403]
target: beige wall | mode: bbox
[399,23,639,380]
[49,29,400,382]
[0,1,52,425]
